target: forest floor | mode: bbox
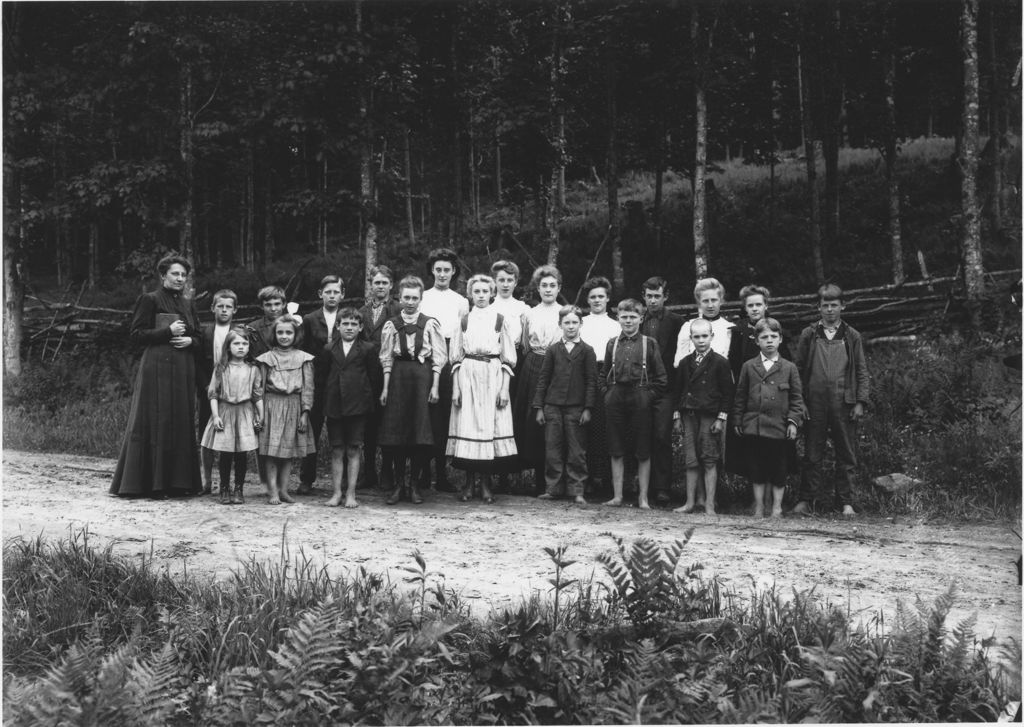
[2,449,1020,649]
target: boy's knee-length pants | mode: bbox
[543,405,588,496]
[800,395,858,506]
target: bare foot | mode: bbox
[344,497,359,509]
[770,509,783,518]
[267,496,281,505]
[753,506,765,518]
[705,508,717,516]
[673,504,695,514]
[536,493,554,500]
[638,499,650,510]
[842,505,857,517]
[603,498,623,507]
[325,495,342,507]
[791,501,811,515]
[574,495,587,505]
[279,491,295,504]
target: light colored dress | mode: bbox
[201,362,263,452]
[491,296,531,348]
[257,348,316,458]
[447,307,518,467]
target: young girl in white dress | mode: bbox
[201,328,264,504]
[447,274,518,503]
[256,315,316,505]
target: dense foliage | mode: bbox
[5,1,1021,293]
[3,531,1018,724]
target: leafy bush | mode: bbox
[4,532,1016,725]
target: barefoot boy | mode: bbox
[673,318,733,515]
[731,318,803,518]
[323,307,382,508]
[602,299,667,509]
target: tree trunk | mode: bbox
[179,61,195,270]
[246,150,256,268]
[820,1,842,247]
[653,126,665,254]
[606,54,624,293]
[545,0,568,266]
[691,3,709,278]
[557,113,566,210]
[88,222,99,289]
[799,17,825,284]
[4,178,25,378]
[883,1,904,284]
[494,128,503,202]
[959,0,984,321]
[262,167,273,269]
[469,111,480,226]
[357,1,376,279]
[984,0,1003,233]
[404,126,416,247]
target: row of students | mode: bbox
[195,259,869,516]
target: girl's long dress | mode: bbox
[257,348,317,458]
[378,313,447,448]
[580,313,622,487]
[201,364,263,453]
[111,288,204,497]
[447,307,518,472]
[511,304,561,470]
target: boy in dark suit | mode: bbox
[323,307,382,508]
[532,305,598,504]
[358,265,401,489]
[299,275,345,494]
[197,289,238,494]
[673,318,734,515]
[640,276,685,506]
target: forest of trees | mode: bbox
[3,0,1021,376]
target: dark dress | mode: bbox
[110,288,203,497]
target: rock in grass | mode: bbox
[872,473,923,494]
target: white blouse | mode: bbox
[420,287,469,341]
[521,303,562,355]
[490,296,531,347]
[580,313,622,363]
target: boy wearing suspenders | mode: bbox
[601,298,668,509]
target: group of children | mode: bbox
[194,250,870,518]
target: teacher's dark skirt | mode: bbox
[379,359,435,448]
[511,350,546,470]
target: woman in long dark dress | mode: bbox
[110,254,203,497]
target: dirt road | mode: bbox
[3,450,1020,647]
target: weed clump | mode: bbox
[3,531,1017,724]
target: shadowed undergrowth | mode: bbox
[3,529,1018,724]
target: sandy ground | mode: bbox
[2,449,1020,649]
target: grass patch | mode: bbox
[2,531,1018,724]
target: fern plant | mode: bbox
[595,530,700,628]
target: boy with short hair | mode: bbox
[198,289,239,494]
[792,284,870,517]
[247,285,288,359]
[602,298,667,509]
[359,265,401,489]
[673,318,733,515]
[533,305,598,504]
[299,275,346,494]
[641,276,684,506]
[731,317,803,518]
[322,307,382,508]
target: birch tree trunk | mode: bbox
[691,3,709,278]
[959,0,984,322]
[404,126,416,247]
[606,55,624,293]
[494,128,502,202]
[179,61,195,280]
[356,1,377,278]
[799,35,825,284]
[544,0,567,266]
[882,1,904,284]
[4,177,25,378]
